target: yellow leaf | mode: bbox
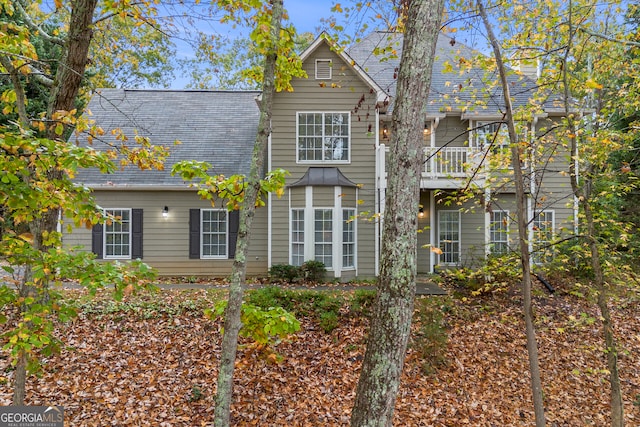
[19,233,34,243]
[585,79,603,90]
[431,247,443,255]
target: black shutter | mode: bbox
[228,210,240,259]
[131,209,143,259]
[91,223,103,259]
[189,209,201,259]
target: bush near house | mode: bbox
[268,261,327,283]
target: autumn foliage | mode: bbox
[1,283,638,426]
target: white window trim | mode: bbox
[314,207,334,270]
[438,210,461,265]
[288,199,357,274]
[290,208,305,267]
[296,111,351,164]
[103,208,132,260]
[532,210,555,264]
[490,210,510,254]
[200,209,228,260]
[342,208,357,270]
[474,120,530,169]
[315,59,332,80]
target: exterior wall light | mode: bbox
[418,206,425,219]
[162,206,169,218]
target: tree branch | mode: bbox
[577,26,640,47]
[14,0,66,46]
[0,55,29,127]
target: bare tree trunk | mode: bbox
[12,352,27,405]
[212,1,283,425]
[477,2,547,425]
[8,0,100,406]
[349,1,444,425]
[567,114,624,427]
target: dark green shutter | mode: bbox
[228,210,240,259]
[189,209,200,259]
[91,223,103,259]
[131,209,143,259]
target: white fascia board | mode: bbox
[301,32,389,105]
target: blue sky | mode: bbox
[168,0,342,88]
[286,0,336,34]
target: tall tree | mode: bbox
[477,1,547,424]
[349,0,445,425]
[170,1,304,425]
[0,0,170,404]
[474,0,639,424]
[212,1,285,424]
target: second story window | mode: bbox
[474,121,507,152]
[297,112,350,163]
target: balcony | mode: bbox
[377,145,486,190]
[422,147,485,188]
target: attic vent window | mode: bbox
[315,59,332,80]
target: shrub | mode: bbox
[301,260,326,282]
[350,289,376,317]
[411,297,449,375]
[207,300,300,350]
[319,311,339,333]
[268,264,300,283]
[246,287,343,333]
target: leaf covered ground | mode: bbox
[1,282,639,426]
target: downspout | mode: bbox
[374,110,379,276]
[431,117,440,177]
[267,129,273,268]
[485,186,491,258]
[528,117,538,261]
[429,118,440,273]
[430,191,436,273]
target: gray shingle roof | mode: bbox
[74,89,260,187]
[347,31,538,116]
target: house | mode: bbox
[63,32,576,279]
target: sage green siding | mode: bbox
[270,41,379,278]
[62,190,269,277]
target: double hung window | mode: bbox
[438,211,460,265]
[201,209,228,258]
[104,209,131,259]
[342,209,355,268]
[490,211,510,254]
[291,209,305,266]
[290,207,356,270]
[532,210,554,264]
[297,112,350,162]
[314,209,333,268]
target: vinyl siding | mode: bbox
[62,190,269,276]
[270,41,379,277]
[433,116,470,148]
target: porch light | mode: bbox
[162,206,169,218]
[418,206,425,218]
[382,124,389,139]
[423,123,429,134]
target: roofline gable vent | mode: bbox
[315,59,332,80]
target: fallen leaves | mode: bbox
[0,287,638,426]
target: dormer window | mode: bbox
[315,59,332,80]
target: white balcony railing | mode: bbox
[423,147,481,179]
